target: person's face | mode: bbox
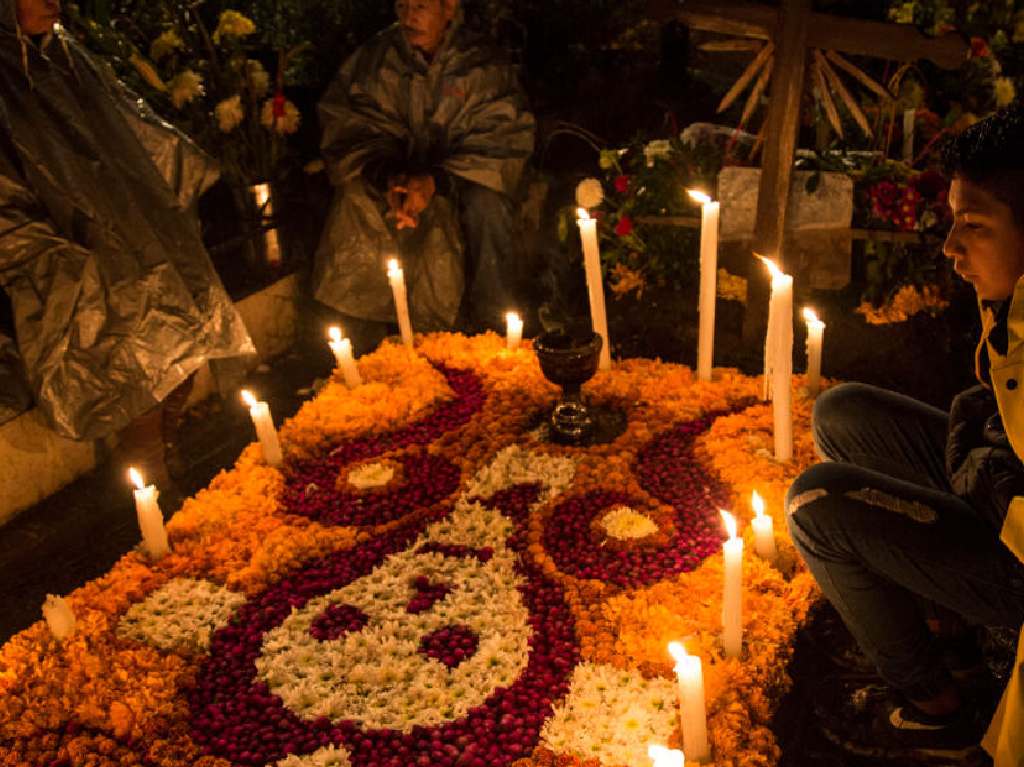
[16,0,60,35]
[395,0,455,56]
[944,176,1024,301]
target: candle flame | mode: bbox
[128,467,145,490]
[687,189,712,205]
[240,389,257,408]
[720,509,737,540]
[387,258,401,276]
[506,310,521,325]
[576,207,591,221]
[802,307,820,324]
[667,640,688,665]
[756,254,784,280]
[328,326,342,344]
[752,490,765,518]
[648,744,685,767]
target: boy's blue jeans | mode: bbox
[786,383,1024,700]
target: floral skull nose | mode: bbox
[406,576,454,614]
[309,603,370,641]
[419,624,480,669]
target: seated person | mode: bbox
[0,0,253,486]
[786,105,1024,763]
[313,0,534,338]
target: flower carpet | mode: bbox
[0,333,822,767]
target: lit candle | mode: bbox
[750,490,777,562]
[505,311,523,351]
[667,642,709,762]
[327,326,362,389]
[759,256,793,461]
[42,594,76,640]
[720,509,744,659]
[648,743,686,767]
[576,208,612,371]
[240,389,283,467]
[802,307,825,398]
[252,183,282,266]
[386,258,414,348]
[688,189,720,382]
[128,467,170,560]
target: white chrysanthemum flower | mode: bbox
[117,578,245,652]
[576,177,604,209]
[995,76,1017,108]
[347,462,395,489]
[215,94,244,132]
[275,743,353,767]
[261,97,301,135]
[169,69,203,109]
[149,30,183,62]
[246,59,270,97]
[600,506,659,540]
[213,9,256,43]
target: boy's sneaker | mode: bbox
[812,675,989,763]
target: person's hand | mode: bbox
[390,174,435,230]
[946,384,999,479]
[950,445,1024,532]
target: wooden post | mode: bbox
[744,0,811,345]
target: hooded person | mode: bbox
[0,0,254,483]
[313,0,535,337]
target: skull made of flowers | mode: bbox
[255,503,530,732]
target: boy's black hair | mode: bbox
[942,102,1024,225]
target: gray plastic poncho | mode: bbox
[0,3,254,440]
[313,16,534,329]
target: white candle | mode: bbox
[386,258,414,348]
[750,490,777,562]
[128,467,170,560]
[252,183,282,266]
[240,390,283,467]
[720,510,744,659]
[505,311,523,351]
[760,256,793,461]
[648,743,686,767]
[803,307,825,398]
[42,594,76,640]
[688,190,720,382]
[576,208,612,371]
[667,642,709,762]
[328,326,362,389]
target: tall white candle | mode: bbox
[648,743,686,767]
[688,190,720,382]
[760,257,793,461]
[240,390,283,467]
[803,307,825,398]
[128,467,170,559]
[386,258,414,348]
[505,311,523,351]
[720,510,744,659]
[750,490,777,562]
[667,642,709,762]
[576,208,612,371]
[328,326,363,389]
[42,594,76,639]
[252,183,282,266]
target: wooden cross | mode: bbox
[648,0,967,343]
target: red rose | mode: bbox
[272,91,286,118]
[872,180,900,208]
[614,175,630,194]
[615,216,634,237]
